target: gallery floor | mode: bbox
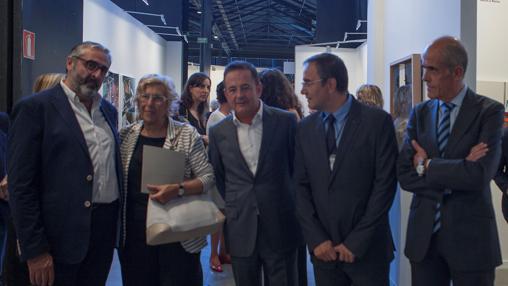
[104,240,508,286]
[105,238,316,286]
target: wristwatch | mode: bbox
[416,160,425,177]
[178,183,185,197]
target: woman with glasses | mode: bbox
[118,74,214,286]
[178,72,211,145]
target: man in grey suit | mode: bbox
[208,61,300,286]
[295,53,398,286]
[397,36,503,286]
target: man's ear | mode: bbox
[326,77,337,93]
[453,65,465,81]
[65,57,74,73]
[256,80,263,98]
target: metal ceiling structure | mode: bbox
[111,0,367,64]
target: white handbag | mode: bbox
[146,194,225,245]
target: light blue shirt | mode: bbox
[321,94,353,149]
[439,85,467,130]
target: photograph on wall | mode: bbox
[122,75,137,127]
[102,72,119,111]
[389,54,422,148]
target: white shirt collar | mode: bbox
[232,100,264,126]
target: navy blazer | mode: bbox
[7,84,123,263]
[397,89,503,271]
[209,104,301,257]
[295,98,398,267]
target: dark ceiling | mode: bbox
[111,0,367,63]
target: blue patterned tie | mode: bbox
[433,102,455,233]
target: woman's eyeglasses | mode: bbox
[139,93,168,104]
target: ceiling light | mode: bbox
[197,11,202,14]
[213,35,219,40]
[126,11,166,26]
[142,0,149,6]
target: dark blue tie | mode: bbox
[326,115,337,156]
[433,102,455,233]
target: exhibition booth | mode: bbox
[12,0,508,285]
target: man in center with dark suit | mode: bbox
[208,61,300,286]
[397,36,503,286]
[295,53,398,286]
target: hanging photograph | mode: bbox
[122,75,136,127]
[389,54,423,148]
[102,72,119,111]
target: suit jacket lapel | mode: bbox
[329,99,361,184]
[99,101,119,147]
[224,117,254,178]
[255,105,276,177]
[49,85,91,160]
[425,100,440,157]
[309,113,331,181]
[445,89,480,156]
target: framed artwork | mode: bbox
[389,54,423,147]
[121,75,136,127]
[102,72,120,111]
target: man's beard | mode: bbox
[77,76,100,98]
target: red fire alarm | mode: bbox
[23,30,35,60]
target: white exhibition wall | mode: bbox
[294,45,367,115]
[477,0,508,277]
[83,0,183,93]
[477,0,508,83]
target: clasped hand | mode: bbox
[313,240,355,263]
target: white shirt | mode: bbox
[60,81,119,203]
[206,109,228,135]
[232,101,263,176]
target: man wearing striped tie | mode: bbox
[397,36,504,286]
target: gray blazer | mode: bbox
[397,89,503,271]
[208,104,301,257]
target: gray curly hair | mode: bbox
[136,74,179,115]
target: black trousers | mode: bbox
[231,223,298,286]
[119,206,202,286]
[52,201,119,286]
[2,218,30,286]
[411,231,495,286]
[311,253,389,286]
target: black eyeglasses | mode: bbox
[73,56,109,74]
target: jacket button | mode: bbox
[86,175,93,182]
[84,201,91,208]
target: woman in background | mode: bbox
[119,74,214,285]
[178,72,211,144]
[259,68,303,121]
[206,81,231,273]
[355,84,384,109]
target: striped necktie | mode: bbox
[433,102,455,233]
